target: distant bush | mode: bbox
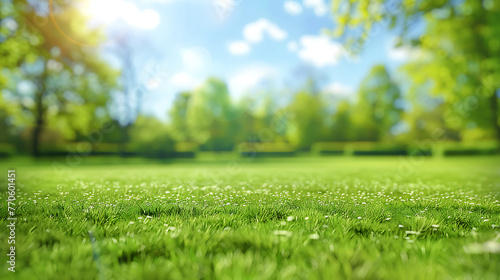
[0,143,16,157]
[237,142,295,157]
[312,142,408,156]
[435,141,499,156]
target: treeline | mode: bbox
[1,63,498,157]
[1,0,499,157]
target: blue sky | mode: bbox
[90,0,415,121]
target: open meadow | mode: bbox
[1,156,499,279]
[3,0,500,279]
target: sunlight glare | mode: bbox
[86,0,160,30]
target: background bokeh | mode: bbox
[0,0,499,159]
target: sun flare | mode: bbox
[85,0,160,30]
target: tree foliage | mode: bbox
[0,0,119,155]
[353,65,402,141]
[330,0,500,141]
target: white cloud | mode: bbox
[386,38,423,61]
[243,18,288,44]
[323,82,354,99]
[227,40,251,56]
[229,65,277,97]
[287,41,298,52]
[134,9,160,29]
[182,47,212,71]
[145,0,179,2]
[284,1,303,15]
[297,35,344,67]
[169,72,199,89]
[228,18,287,56]
[212,0,237,21]
[303,0,328,17]
[87,0,160,30]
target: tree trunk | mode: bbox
[491,91,500,143]
[33,80,45,158]
[119,124,130,157]
[33,118,43,157]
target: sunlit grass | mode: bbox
[1,156,499,279]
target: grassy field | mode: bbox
[1,156,499,279]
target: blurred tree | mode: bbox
[352,65,402,141]
[287,88,324,149]
[398,85,460,142]
[233,97,258,143]
[186,78,237,151]
[243,93,276,142]
[0,0,118,156]
[0,94,19,145]
[109,33,160,155]
[329,0,454,51]
[129,115,174,158]
[169,91,191,142]
[328,100,354,142]
[330,0,500,142]
[402,2,500,141]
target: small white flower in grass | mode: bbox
[273,230,292,237]
[398,225,404,228]
[138,217,143,220]
[492,225,498,228]
[484,219,489,222]
[386,218,391,221]
[357,217,361,219]
[309,233,320,240]
[128,222,134,225]
[166,226,176,232]
[287,216,294,221]
[431,225,439,228]
[305,217,309,220]
[280,221,286,226]
[325,215,329,218]
[464,241,500,254]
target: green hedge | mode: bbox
[0,143,16,157]
[312,142,408,156]
[237,142,296,157]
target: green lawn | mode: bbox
[1,156,499,279]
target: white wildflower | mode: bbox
[308,233,320,240]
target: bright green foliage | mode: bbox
[397,82,462,142]
[186,78,238,150]
[169,92,192,142]
[353,65,402,141]
[233,94,282,144]
[0,0,119,154]
[402,1,500,140]
[287,91,324,149]
[0,156,499,279]
[329,0,500,142]
[129,116,174,157]
[328,100,354,141]
[329,0,452,50]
